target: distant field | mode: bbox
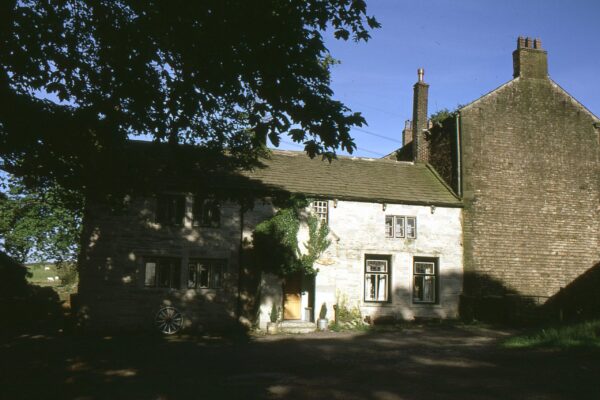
[26,263,62,285]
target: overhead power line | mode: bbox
[353,127,402,144]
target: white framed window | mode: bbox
[413,258,438,304]
[187,259,225,289]
[311,200,328,224]
[364,256,390,302]
[385,216,416,239]
[144,258,181,289]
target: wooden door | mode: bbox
[283,273,302,320]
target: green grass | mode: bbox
[502,319,600,349]
[26,263,60,284]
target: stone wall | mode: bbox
[460,77,600,303]
[315,200,463,321]
[77,195,244,331]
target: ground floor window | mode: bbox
[413,258,438,304]
[144,258,181,289]
[364,255,391,302]
[188,259,225,289]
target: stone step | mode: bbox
[278,320,317,334]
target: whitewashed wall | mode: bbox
[312,200,463,321]
[256,200,463,326]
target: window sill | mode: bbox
[411,302,442,308]
[362,302,393,307]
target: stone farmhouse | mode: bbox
[77,37,599,331]
[397,36,599,319]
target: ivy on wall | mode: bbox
[252,195,330,277]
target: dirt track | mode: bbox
[1,324,599,399]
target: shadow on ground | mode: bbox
[1,324,599,400]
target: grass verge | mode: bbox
[502,319,600,349]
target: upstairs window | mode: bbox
[187,259,225,289]
[385,216,416,239]
[413,258,438,304]
[193,197,220,228]
[311,200,328,224]
[156,194,185,226]
[144,258,181,289]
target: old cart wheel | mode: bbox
[155,306,184,335]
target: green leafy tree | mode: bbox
[252,196,331,276]
[0,1,380,192]
[0,175,82,264]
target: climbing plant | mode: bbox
[252,195,331,276]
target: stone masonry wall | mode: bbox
[315,200,463,321]
[78,195,243,331]
[460,78,600,300]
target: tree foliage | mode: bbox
[252,196,330,276]
[0,175,82,264]
[0,0,379,191]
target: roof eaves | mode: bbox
[424,163,461,201]
[548,78,600,121]
[459,78,518,112]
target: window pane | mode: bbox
[171,262,181,289]
[157,195,184,226]
[145,262,156,286]
[406,217,416,238]
[156,263,171,288]
[199,264,209,288]
[366,260,387,273]
[365,274,375,301]
[422,276,435,302]
[188,263,197,288]
[394,216,405,238]
[413,276,424,301]
[203,200,220,227]
[212,264,223,288]
[415,262,434,274]
[377,275,388,301]
[385,216,393,237]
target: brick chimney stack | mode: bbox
[513,36,548,79]
[402,120,412,147]
[412,68,429,162]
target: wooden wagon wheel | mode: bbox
[154,306,184,335]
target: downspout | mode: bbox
[455,112,462,197]
[236,205,245,322]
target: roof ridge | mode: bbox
[268,149,414,165]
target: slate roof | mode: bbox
[239,150,461,207]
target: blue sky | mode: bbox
[275,0,600,157]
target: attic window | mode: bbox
[311,200,328,224]
[385,216,416,239]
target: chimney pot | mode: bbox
[513,36,548,79]
[412,68,429,162]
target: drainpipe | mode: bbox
[236,206,245,322]
[455,112,462,197]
